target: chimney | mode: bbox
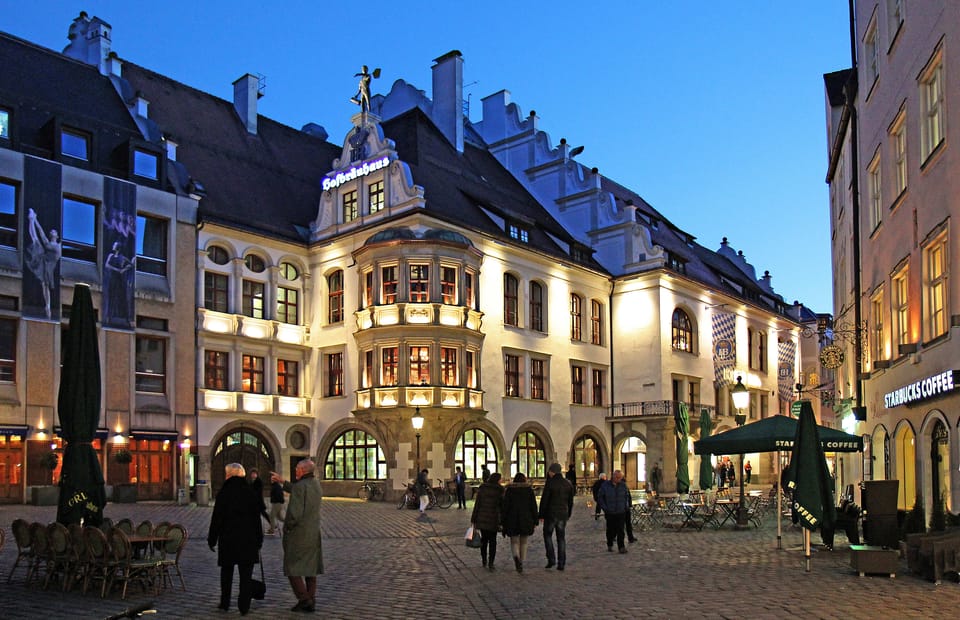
[431,51,464,152]
[480,90,511,143]
[233,74,263,134]
[62,12,113,75]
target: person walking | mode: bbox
[470,472,503,570]
[481,464,491,483]
[598,470,632,553]
[248,468,270,526]
[416,468,431,514]
[267,477,285,535]
[502,472,538,573]
[650,463,662,496]
[727,461,736,488]
[565,464,577,491]
[454,465,468,509]
[718,461,727,490]
[271,459,323,613]
[207,462,263,615]
[744,460,752,485]
[591,472,607,520]
[539,462,574,570]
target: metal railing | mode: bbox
[607,401,716,419]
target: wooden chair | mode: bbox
[25,522,49,586]
[152,522,171,555]
[107,528,159,600]
[114,519,134,535]
[43,523,72,591]
[6,519,34,583]
[82,526,112,597]
[158,524,187,591]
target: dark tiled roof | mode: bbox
[119,63,341,242]
[0,32,146,177]
[824,69,854,107]
[382,108,606,272]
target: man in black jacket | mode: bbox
[539,462,574,570]
[591,473,607,520]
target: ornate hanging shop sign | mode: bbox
[883,370,958,408]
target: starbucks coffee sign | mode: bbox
[883,370,957,408]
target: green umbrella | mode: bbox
[693,413,862,455]
[675,402,690,494]
[56,284,106,526]
[698,409,714,490]
[787,401,837,571]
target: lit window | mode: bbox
[466,350,477,389]
[511,431,545,479]
[441,347,457,386]
[0,181,18,248]
[441,266,457,305]
[279,261,299,281]
[508,224,529,243]
[205,350,229,390]
[530,358,546,400]
[868,153,881,231]
[61,128,89,160]
[241,354,265,394]
[592,369,604,406]
[571,365,584,404]
[409,346,430,384]
[362,350,373,388]
[133,150,158,179]
[325,353,342,397]
[368,180,384,214]
[920,52,945,161]
[381,266,397,304]
[923,233,948,340]
[381,347,398,386]
[455,428,497,480]
[276,287,299,325]
[529,281,544,332]
[590,299,603,345]
[464,271,475,310]
[135,215,167,275]
[241,280,264,318]
[362,270,373,308]
[671,308,693,353]
[62,197,98,262]
[504,354,520,397]
[328,270,344,323]
[890,112,907,199]
[409,265,429,303]
[892,265,909,351]
[324,430,386,480]
[135,336,166,393]
[871,289,885,363]
[342,190,358,222]
[504,274,519,326]
[570,294,582,340]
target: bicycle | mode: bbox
[397,482,418,509]
[357,478,384,501]
[429,478,454,509]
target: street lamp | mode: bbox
[731,376,751,527]
[411,406,424,472]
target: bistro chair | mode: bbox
[99,517,114,534]
[26,522,49,586]
[82,526,112,597]
[107,527,159,600]
[43,523,72,591]
[158,524,187,591]
[114,519,134,535]
[152,522,171,556]
[64,524,89,591]
[7,519,34,583]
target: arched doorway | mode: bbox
[930,420,950,514]
[619,436,646,490]
[572,434,602,485]
[510,430,546,480]
[211,427,276,495]
[455,428,498,479]
[894,424,916,510]
[871,426,889,480]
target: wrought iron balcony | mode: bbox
[607,400,716,420]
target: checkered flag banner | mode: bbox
[712,311,736,388]
[777,339,797,402]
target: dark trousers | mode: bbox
[605,512,627,549]
[220,562,254,612]
[288,575,317,603]
[625,511,636,541]
[480,529,497,565]
[542,518,567,567]
[456,485,467,508]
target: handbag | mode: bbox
[251,552,266,600]
[465,525,481,548]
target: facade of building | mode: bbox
[0,19,198,504]
[2,14,815,503]
[826,1,959,516]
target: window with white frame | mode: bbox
[570,294,583,340]
[923,232,948,340]
[342,189,358,223]
[892,265,909,352]
[887,0,904,43]
[504,274,519,326]
[590,299,603,345]
[504,353,520,397]
[381,346,398,386]
[409,264,429,303]
[591,368,604,407]
[529,281,544,332]
[868,152,882,231]
[890,111,907,200]
[441,347,458,386]
[368,180,384,214]
[919,50,945,161]
[871,288,885,363]
[864,20,879,91]
[328,270,344,324]
[571,365,584,404]
[409,346,430,385]
[325,352,343,397]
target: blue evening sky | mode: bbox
[4,1,850,313]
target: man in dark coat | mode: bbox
[539,462,574,570]
[565,464,577,490]
[591,472,607,520]
[272,459,323,613]
[470,472,503,570]
[598,469,632,553]
[454,465,468,509]
[208,462,264,615]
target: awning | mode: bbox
[54,426,110,440]
[0,424,29,436]
[129,430,179,441]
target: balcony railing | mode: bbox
[355,303,483,331]
[355,385,483,410]
[198,308,308,345]
[197,389,311,416]
[607,400,717,420]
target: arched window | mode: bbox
[573,434,602,480]
[328,270,344,324]
[529,281,544,332]
[504,274,519,326]
[210,428,275,494]
[672,308,693,352]
[456,428,497,479]
[208,245,229,265]
[591,299,603,345]
[324,429,386,480]
[570,294,583,340]
[510,431,545,479]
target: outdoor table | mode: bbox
[714,499,740,528]
[677,502,704,530]
[126,534,170,559]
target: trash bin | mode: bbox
[196,481,211,507]
[177,487,189,505]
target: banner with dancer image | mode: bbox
[101,178,136,330]
[22,156,62,321]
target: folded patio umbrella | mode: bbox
[698,408,714,490]
[675,401,690,494]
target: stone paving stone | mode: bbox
[0,497,957,618]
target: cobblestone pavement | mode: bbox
[0,496,955,619]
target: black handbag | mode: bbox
[465,526,482,548]
[251,553,266,600]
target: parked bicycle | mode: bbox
[429,478,454,509]
[397,481,418,509]
[357,478,384,501]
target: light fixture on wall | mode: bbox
[412,406,424,472]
